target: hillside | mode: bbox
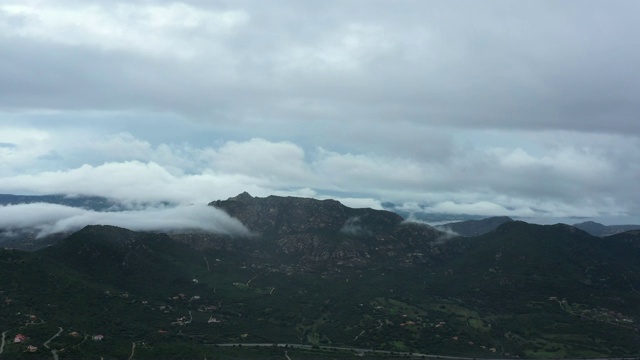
[0,194,639,359]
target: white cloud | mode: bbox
[0,130,638,223]
[424,201,534,217]
[339,216,371,236]
[0,202,252,238]
[0,203,84,229]
[489,146,613,184]
[313,148,428,189]
[206,138,312,181]
[0,126,49,144]
[0,160,270,205]
[0,2,248,59]
[1,1,639,229]
[0,126,54,174]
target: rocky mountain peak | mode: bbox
[207,193,443,270]
[209,193,403,236]
[228,191,255,202]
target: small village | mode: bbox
[0,275,530,360]
[1,212,639,359]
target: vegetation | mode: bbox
[1,218,639,358]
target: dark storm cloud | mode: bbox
[1,1,639,135]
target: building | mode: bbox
[14,334,27,343]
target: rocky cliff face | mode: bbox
[207,192,445,271]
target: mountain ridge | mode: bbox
[206,192,443,271]
[573,220,640,237]
[1,193,639,358]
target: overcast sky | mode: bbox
[2,0,640,228]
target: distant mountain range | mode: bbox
[435,217,640,238]
[0,194,175,250]
[435,216,514,237]
[572,221,640,237]
[381,201,486,223]
[1,193,639,358]
[0,193,118,211]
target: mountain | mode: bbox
[436,216,514,237]
[40,225,210,297]
[206,192,444,271]
[444,221,640,297]
[0,193,117,211]
[1,194,639,359]
[573,220,640,237]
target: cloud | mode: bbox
[426,201,514,217]
[1,1,640,225]
[339,216,371,237]
[0,3,248,59]
[0,132,639,223]
[205,138,312,181]
[275,23,394,73]
[1,2,639,134]
[313,148,428,190]
[323,197,383,210]
[0,203,252,238]
[0,160,268,205]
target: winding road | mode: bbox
[44,326,63,360]
[213,343,428,358]
[128,342,136,360]
[210,343,640,360]
[0,331,7,355]
[44,326,63,348]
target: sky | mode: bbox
[2,0,640,234]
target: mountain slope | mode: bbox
[39,225,208,296]
[420,221,640,357]
[1,195,639,358]
[441,221,640,296]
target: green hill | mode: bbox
[1,196,639,359]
